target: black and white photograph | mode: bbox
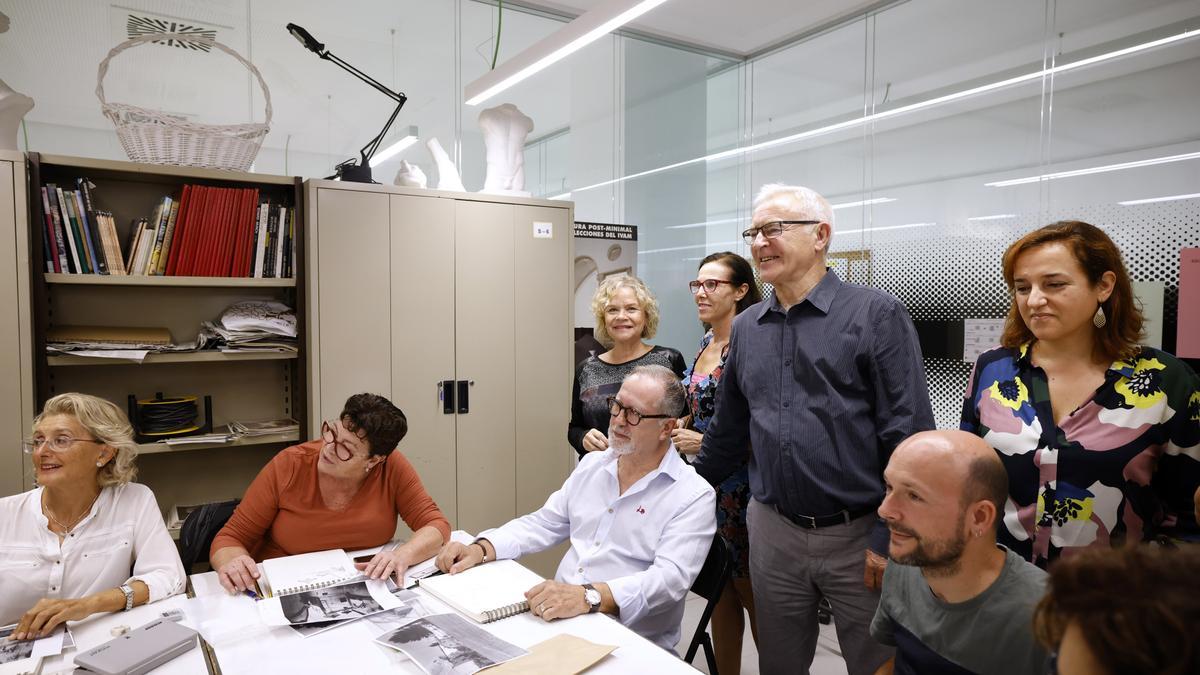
[374,613,526,675]
[280,580,387,625]
[0,626,34,665]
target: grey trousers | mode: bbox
[747,498,893,675]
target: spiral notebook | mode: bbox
[261,549,360,597]
[417,560,544,624]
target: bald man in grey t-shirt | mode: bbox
[870,430,1048,675]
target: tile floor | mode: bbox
[675,593,850,675]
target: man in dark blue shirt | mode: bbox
[693,183,934,675]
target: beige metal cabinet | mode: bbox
[306,182,574,571]
[0,150,34,497]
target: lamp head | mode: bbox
[286,23,324,54]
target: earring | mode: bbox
[96,461,103,467]
[1093,305,1107,328]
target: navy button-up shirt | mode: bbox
[693,270,935,548]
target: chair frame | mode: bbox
[684,533,734,674]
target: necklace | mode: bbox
[42,490,101,534]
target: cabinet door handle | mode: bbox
[456,380,470,414]
[441,380,455,414]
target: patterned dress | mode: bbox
[961,343,1200,567]
[684,331,752,578]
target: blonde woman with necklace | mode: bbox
[0,393,184,638]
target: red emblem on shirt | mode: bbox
[636,506,645,514]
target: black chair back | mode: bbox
[178,498,240,571]
[684,533,733,674]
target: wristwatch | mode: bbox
[582,583,601,614]
[471,538,491,563]
[118,583,134,611]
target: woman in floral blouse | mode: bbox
[962,221,1199,568]
[672,251,762,675]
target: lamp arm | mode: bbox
[359,99,406,164]
[319,50,406,103]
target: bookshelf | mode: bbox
[25,152,307,517]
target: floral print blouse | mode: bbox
[961,343,1199,567]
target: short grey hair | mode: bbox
[627,365,686,419]
[754,183,835,250]
[35,393,139,487]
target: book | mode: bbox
[52,186,83,274]
[155,198,181,275]
[97,212,127,275]
[146,196,173,275]
[46,325,172,346]
[252,200,268,278]
[76,180,109,274]
[272,205,287,278]
[40,187,66,273]
[124,219,146,275]
[415,560,544,624]
[62,190,94,274]
[261,549,361,597]
[132,220,156,275]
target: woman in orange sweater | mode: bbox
[210,393,451,593]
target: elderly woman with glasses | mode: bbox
[209,393,450,593]
[0,393,185,639]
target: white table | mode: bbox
[0,594,209,675]
[187,558,698,674]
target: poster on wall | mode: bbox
[1177,248,1200,358]
[573,222,638,365]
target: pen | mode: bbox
[413,569,446,586]
[243,589,259,600]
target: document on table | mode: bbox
[257,579,402,626]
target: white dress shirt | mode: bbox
[0,482,185,625]
[480,445,716,650]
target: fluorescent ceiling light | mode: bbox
[549,192,572,200]
[639,240,740,255]
[967,214,1018,222]
[839,222,937,235]
[465,0,672,106]
[831,197,896,209]
[368,126,419,167]
[665,217,743,230]
[1118,192,1200,205]
[985,151,1200,187]
[565,27,1198,195]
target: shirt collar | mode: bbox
[756,268,841,321]
[601,441,684,483]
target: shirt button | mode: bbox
[607,508,613,513]
[784,359,792,366]
[578,567,584,573]
[783,401,790,408]
[55,560,60,565]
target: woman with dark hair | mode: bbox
[1033,545,1200,675]
[671,251,762,675]
[210,393,451,593]
[961,221,1199,567]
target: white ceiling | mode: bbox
[514,0,883,57]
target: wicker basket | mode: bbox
[96,33,272,172]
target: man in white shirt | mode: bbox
[437,365,716,650]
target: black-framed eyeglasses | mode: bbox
[688,279,734,294]
[321,420,362,462]
[607,396,671,426]
[741,220,821,245]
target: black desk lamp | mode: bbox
[287,23,408,183]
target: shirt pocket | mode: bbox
[76,525,135,561]
[0,546,44,572]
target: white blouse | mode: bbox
[0,482,185,625]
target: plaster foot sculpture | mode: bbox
[478,103,533,196]
[393,159,427,188]
[426,137,465,192]
[0,12,34,151]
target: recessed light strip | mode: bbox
[565,28,1198,195]
[967,214,1018,222]
[985,151,1200,187]
[1117,192,1200,205]
[367,126,420,167]
[465,0,672,106]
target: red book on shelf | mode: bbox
[183,185,211,276]
[174,185,197,276]
[222,189,245,276]
[194,186,222,276]
[217,187,238,276]
[209,186,235,276]
[41,187,62,273]
[232,188,256,277]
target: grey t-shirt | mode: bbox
[870,545,1048,675]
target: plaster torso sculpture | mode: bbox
[393,159,428,188]
[0,12,35,151]
[478,103,533,196]
[426,137,465,191]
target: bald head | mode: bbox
[893,430,1009,528]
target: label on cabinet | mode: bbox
[532,222,553,238]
